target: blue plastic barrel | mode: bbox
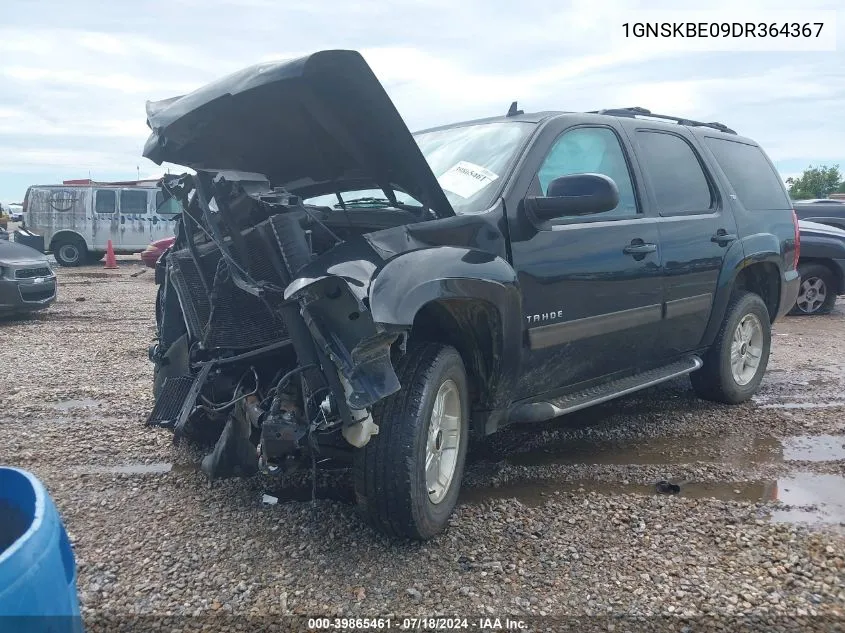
[0,467,84,633]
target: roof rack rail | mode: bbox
[588,107,737,135]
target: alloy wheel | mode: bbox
[730,313,764,386]
[425,379,462,504]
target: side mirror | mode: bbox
[524,173,619,222]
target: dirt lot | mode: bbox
[1,262,844,631]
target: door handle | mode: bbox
[623,243,657,255]
[711,230,737,246]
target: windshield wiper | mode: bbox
[334,197,422,212]
[334,197,392,208]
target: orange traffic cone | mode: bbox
[104,239,118,269]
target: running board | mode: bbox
[509,356,703,424]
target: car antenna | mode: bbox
[507,101,524,117]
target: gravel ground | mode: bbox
[1,262,844,632]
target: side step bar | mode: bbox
[509,356,703,424]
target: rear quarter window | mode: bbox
[704,137,791,210]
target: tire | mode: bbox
[53,237,87,267]
[353,343,469,540]
[788,263,837,316]
[155,284,164,328]
[691,291,771,404]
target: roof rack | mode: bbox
[588,107,737,135]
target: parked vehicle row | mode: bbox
[7,204,24,222]
[0,240,56,316]
[793,198,845,231]
[19,180,179,266]
[792,220,845,315]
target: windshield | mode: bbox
[415,121,534,215]
[304,121,534,215]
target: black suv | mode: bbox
[145,50,800,540]
[793,198,845,231]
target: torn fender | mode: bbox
[368,247,524,410]
[287,240,523,412]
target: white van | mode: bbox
[22,179,179,266]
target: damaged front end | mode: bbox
[142,49,477,481]
[147,172,415,479]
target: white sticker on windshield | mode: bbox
[437,161,499,199]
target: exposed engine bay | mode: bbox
[148,171,423,480]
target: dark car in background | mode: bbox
[793,198,845,231]
[791,220,845,315]
[0,240,57,316]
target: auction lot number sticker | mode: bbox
[437,161,499,199]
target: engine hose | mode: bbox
[270,212,354,427]
[271,212,313,282]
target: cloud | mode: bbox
[0,0,843,200]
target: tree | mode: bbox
[786,164,843,200]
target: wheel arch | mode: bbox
[798,257,844,296]
[49,230,89,253]
[700,237,784,347]
[368,248,524,418]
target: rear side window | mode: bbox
[635,131,713,215]
[704,137,791,210]
[155,190,182,215]
[120,190,148,215]
[95,190,116,213]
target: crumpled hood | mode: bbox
[143,49,454,218]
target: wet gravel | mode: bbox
[1,262,844,631]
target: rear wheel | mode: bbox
[789,263,837,316]
[691,291,771,404]
[353,343,469,540]
[53,237,87,267]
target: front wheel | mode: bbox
[353,343,469,540]
[53,237,87,267]
[691,291,771,404]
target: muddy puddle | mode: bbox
[49,398,101,411]
[467,431,845,527]
[759,402,845,410]
[496,432,845,468]
[71,462,199,475]
[460,472,845,527]
[782,435,845,461]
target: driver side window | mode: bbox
[538,126,638,218]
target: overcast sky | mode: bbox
[0,0,843,203]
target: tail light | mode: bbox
[791,209,800,270]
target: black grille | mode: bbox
[15,267,51,279]
[146,376,195,427]
[168,223,289,350]
[20,285,56,303]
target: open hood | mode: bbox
[143,50,454,217]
